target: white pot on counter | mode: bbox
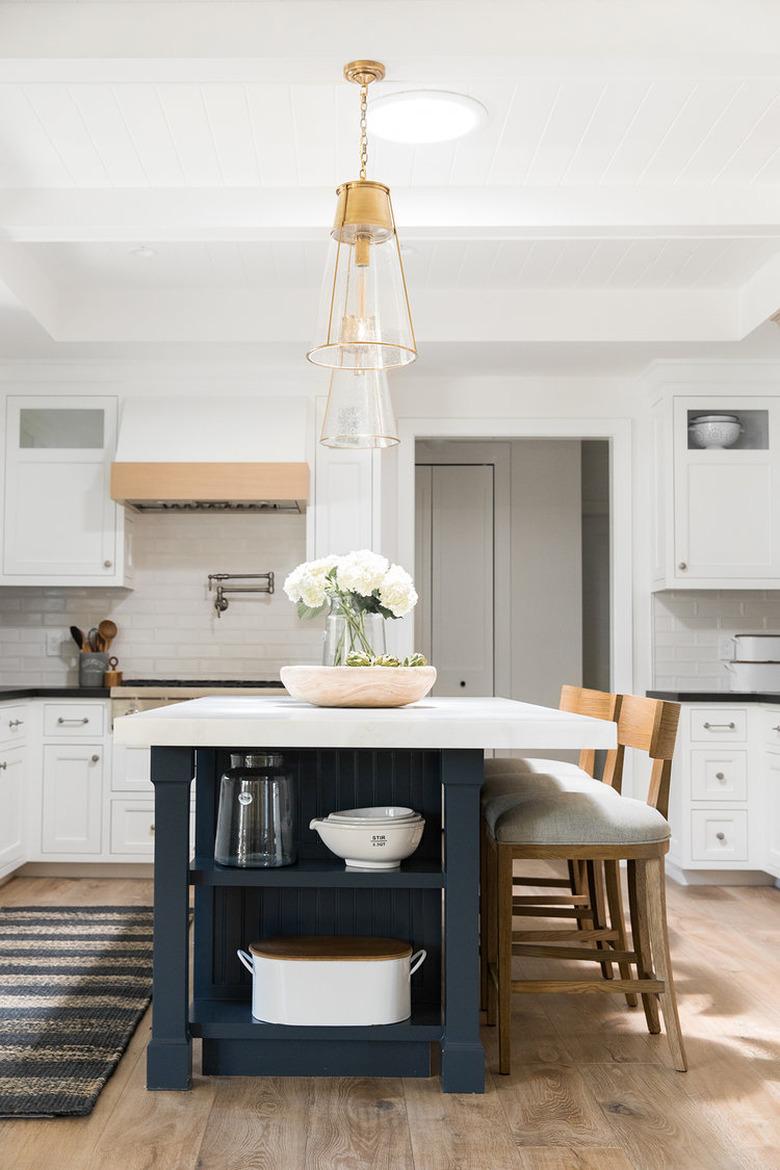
[237,935,427,1025]
[724,661,780,692]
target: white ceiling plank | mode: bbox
[68,85,149,187]
[675,81,780,183]
[562,79,651,185]
[290,84,337,188]
[245,84,298,188]
[716,100,780,183]
[600,80,697,184]
[638,80,742,183]
[113,85,185,186]
[524,80,607,186]
[156,84,223,186]
[488,78,561,185]
[447,80,517,187]
[201,84,261,188]
[23,84,110,186]
[0,84,73,186]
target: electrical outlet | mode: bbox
[46,632,64,657]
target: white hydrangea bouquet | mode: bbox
[283,549,423,666]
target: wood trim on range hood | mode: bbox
[110,461,309,512]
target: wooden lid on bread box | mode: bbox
[248,936,412,962]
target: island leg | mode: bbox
[441,748,485,1093]
[147,746,194,1090]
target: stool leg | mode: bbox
[497,844,514,1075]
[642,857,687,1072]
[586,860,614,980]
[627,859,661,1034]
[604,860,638,1008]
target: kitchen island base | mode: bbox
[148,744,485,1094]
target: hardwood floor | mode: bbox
[1,870,778,1170]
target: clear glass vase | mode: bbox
[322,608,387,666]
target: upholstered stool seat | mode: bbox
[485,786,671,847]
[481,765,610,807]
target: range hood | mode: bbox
[110,397,310,513]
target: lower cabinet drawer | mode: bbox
[110,800,195,857]
[691,809,748,862]
[690,750,748,802]
[0,705,28,746]
[43,702,106,737]
[110,800,155,856]
[689,708,747,743]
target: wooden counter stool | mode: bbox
[480,686,626,1010]
[484,694,686,1074]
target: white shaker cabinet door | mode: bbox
[41,744,104,854]
[0,746,25,870]
[764,750,780,879]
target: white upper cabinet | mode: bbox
[1,395,133,586]
[652,393,780,589]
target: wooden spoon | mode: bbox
[98,619,118,650]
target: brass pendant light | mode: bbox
[308,60,417,373]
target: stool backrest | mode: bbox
[558,685,623,788]
[614,694,681,818]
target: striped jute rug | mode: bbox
[0,905,153,1117]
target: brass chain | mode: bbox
[359,83,368,179]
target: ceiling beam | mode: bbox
[41,286,737,345]
[739,252,780,336]
[0,2,778,80]
[1,188,779,243]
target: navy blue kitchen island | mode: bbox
[113,695,616,1094]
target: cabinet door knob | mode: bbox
[715,831,726,841]
[715,771,725,780]
[104,560,113,569]
[678,561,687,571]
[772,725,780,732]
[91,754,100,763]
[0,761,6,770]
[149,824,155,835]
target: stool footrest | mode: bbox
[510,978,663,995]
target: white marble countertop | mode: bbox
[112,694,618,751]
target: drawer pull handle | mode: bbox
[149,824,155,835]
[716,772,725,780]
[8,719,23,728]
[716,832,726,841]
[0,762,6,771]
[703,722,735,730]
[57,717,89,725]
[772,725,780,733]
[91,754,100,763]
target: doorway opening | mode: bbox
[414,438,611,710]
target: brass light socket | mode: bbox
[332,180,394,243]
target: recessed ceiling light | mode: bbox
[130,245,157,259]
[368,91,487,144]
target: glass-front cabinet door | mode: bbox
[2,395,126,582]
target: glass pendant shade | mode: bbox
[308,180,416,371]
[320,368,399,449]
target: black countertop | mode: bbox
[0,686,110,700]
[647,690,780,704]
[0,679,285,702]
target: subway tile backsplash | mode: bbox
[653,590,780,691]
[0,512,322,685]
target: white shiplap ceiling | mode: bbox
[0,0,778,366]
[1,78,778,190]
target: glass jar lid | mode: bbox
[229,752,285,769]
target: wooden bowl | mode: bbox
[280,665,437,708]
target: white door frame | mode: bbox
[395,416,632,697]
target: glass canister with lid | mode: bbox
[214,753,297,867]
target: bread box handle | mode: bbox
[409,949,427,976]
[237,949,254,975]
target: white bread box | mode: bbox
[237,935,427,1025]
